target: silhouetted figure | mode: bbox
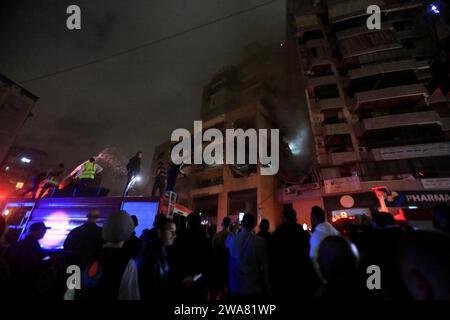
[272,208,315,299]
[432,204,450,234]
[310,206,339,271]
[138,217,176,301]
[20,170,47,198]
[37,163,65,198]
[173,212,212,301]
[123,215,141,259]
[141,213,167,251]
[151,161,167,196]
[64,209,103,268]
[317,236,363,299]
[396,230,450,300]
[8,222,49,299]
[211,217,231,300]
[166,161,185,193]
[75,211,140,300]
[257,219,272,245]
[371,211,396,229]
[125,152,142,195]
[226,213,269,300]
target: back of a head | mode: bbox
[311,205,326,226]
[222,216,231,229]
[89,157,95,163]
[433,204,450,234]
[372,211,395,229]
[397,230,450,299]
[131,215,139,227]
[87,209,101,220]
[102,210,134,243]
[242,213,256,231]
[282,208,297,224]
[318,236,359,284]
[187,212,202,231]
[259,219,270,231]
[153,213,167,228]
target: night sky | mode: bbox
[0,0,287,193]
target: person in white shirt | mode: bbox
[70,210,140,300]
[226,213,270,299]
[310,206,340,271]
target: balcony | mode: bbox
[336,22,394,41]
[440,118,450,132]
[427,95,450,105]
[306,38,328,49]
[348,59,417,80]
[341,42,403,59]
[190,184,224,198]
[354,84,428,107]
[321,122,351,136]
[311,97,346,111]
[307,74,337,87]
[396,29,417,40]
[295,14,320,32]
[318,151,358,165]
[358,111,441,132]
[371,142,450,161]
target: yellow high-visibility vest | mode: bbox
[79,162,96,180]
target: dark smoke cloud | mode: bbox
[0,0,288,193]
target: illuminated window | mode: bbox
[16,182,24,189]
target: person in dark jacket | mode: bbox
[165,161,185,193]
[211,217,232,300]
[173,212,212,301]
[257,219,272,245]
[20,170,48,198]
[140,213,167,252]
[151,161,167,196]
[8,222,49,298]
[64,209,103,267]
[125,152,143,195]
[138,217,177,300]
[271,208,318,299]
[432,204,450,234]
[124,215,141,259]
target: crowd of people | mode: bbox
[0,203,449,301]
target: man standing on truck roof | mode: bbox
[125,152,143,196]
[75,157,103,188]
[151,161,167,197]
[37,163,65,198]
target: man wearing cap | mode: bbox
[76,210,140,300]
[64,208,103,267]
[8,222,50,298]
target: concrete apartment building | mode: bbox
[0,74,38,165]
[150,46,285,230]
[0,145,48,194]
[281,0,450,226]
